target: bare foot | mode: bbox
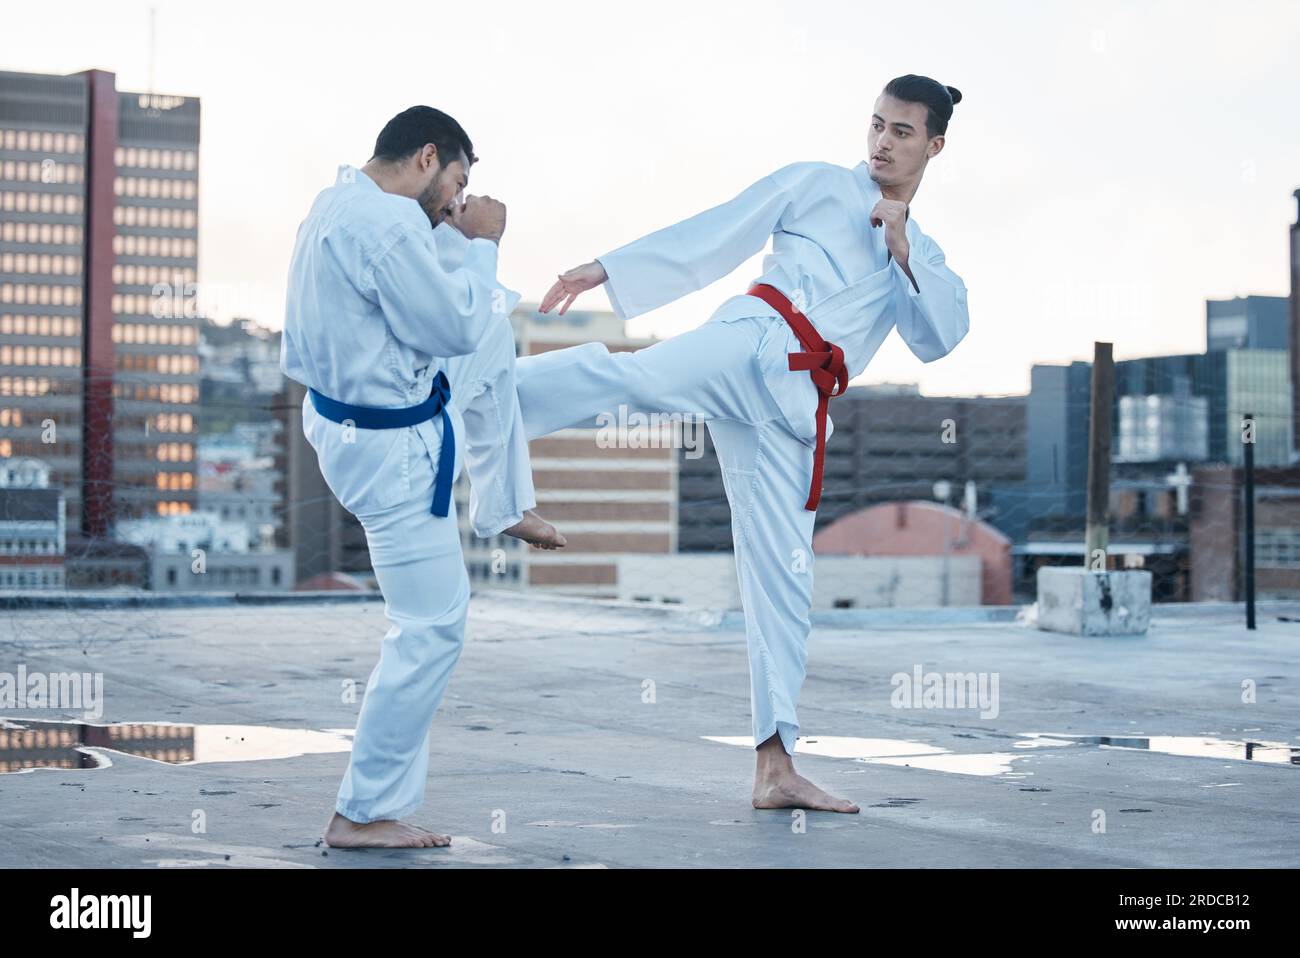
[322,812,451,848]
[751,733,859,813]
[752,771,860,813]
[503,510,567,550]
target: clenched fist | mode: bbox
[450,194,507,244]
[870,198,909,263]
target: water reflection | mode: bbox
[0,720,353,774]
[703,730,1300,777]
[1020,733,1300,766]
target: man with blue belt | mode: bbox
[281,105,566,849]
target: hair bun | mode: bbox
[945,85,963,105]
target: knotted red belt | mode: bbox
[746,282,849,511]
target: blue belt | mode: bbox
[307,371,455,517]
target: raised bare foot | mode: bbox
[503,510,567,550]
[322,812,452,848]
[752,771,860,813]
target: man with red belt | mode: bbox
[516,75,970,812]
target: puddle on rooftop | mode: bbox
[702,735,1030,777]
[0,720,353,774]
[1021,733,1300,766]
[703,731,1300,777]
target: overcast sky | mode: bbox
[7,0,1299,396]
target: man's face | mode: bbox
[867,93,941,185]
[414,148,468,227]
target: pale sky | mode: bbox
[7,0,1300,397]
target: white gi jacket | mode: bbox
[595,160,969,443]
[281,164,521,514]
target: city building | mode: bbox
[115,509,293,591]
[1024,320,1296,601]
[507,306,673,597]
[679,382,1029,552]
[0,456,65,589]
[1206,295,1288,353]
[1114,350,1292,467]
[1026,360,1093,521]
[1189,462,1300,601]
[198,423,283,548]
[812,499,1013,606]
[0,68,201,561]
[276,376,374,588]
[198,316,283,431]
[0,71,86,532]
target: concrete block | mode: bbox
[1035,566,1151,635]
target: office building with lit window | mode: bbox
[0,71,85,531]
[0,68,200,547]
[109,85,201,522]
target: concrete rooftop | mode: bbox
[1,593,1297,868]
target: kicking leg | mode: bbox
[515,316,780,440]
[707,417,858,814]
[442,312,565,549]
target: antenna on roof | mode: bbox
[148,5,157,94]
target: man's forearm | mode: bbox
[892,243,919,293]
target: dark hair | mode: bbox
[371,105,477,167]
[882,75,962,139]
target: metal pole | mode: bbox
[1085,343,1115,569]
[1243,412,1256,630]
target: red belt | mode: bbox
[746,283,848,511]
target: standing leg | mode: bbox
[707,417,859,813]
[323,481,470,848]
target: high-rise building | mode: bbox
[0,68,200,546]
[1026,360,1093,521]
[110,83,201,524]
[1206,295,1288,352]
[0,71,86,528]
[1112,350,1292,467]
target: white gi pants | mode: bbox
[334,313,534,823]
[515,314,817,756]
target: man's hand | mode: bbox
[539,260,608,314]
[870,198,910,264]
[450,195,507,244]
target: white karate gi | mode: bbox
[282,164,535,823]
[516,160,969,755]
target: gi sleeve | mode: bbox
[891,231,970,362]
[367,221,519,357]
[595,163,820,321]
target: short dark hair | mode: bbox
[882,75,962,139]
[371,105,477,167]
